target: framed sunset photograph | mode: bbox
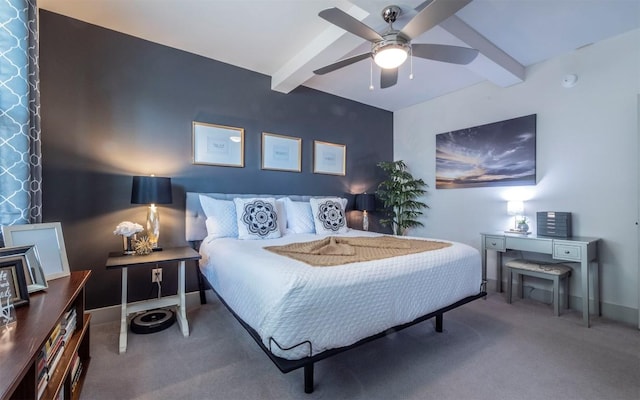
[436,114,536,189]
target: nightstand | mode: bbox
[106,246,201,353]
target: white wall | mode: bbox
[394,29,640,324]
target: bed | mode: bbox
[186,192,486,393]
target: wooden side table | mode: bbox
[106,246,201,353]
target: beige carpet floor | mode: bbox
[80,291,640,400]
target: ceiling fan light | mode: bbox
[373,45,408,69]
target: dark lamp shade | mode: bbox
[355,193,376,212]
[131,176,173,204]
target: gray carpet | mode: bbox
[81,291,640,400]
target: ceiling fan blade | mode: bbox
[319,8,383,42]
[400,0,472,40]
[380,68,398,89]
[313,53,372,75]
[412,43,478,65]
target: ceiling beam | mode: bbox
[271,4,370,94]
[440,15,525,86]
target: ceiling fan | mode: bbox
[313,0,479,89]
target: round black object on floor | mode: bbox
[130,309,175,334]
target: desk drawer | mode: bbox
[553,243,581,261]
[485,236,505,251]
[506,236,552,254]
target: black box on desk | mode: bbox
[537,212,572,237]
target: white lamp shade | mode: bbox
[374,46,408,69]
[507,200,524,216]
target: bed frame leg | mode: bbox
[304,364,314,394]
[435,314,443,332]
[195,262,207,305]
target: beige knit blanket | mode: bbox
[264,236,452,267]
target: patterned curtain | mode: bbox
[0,0,41,245]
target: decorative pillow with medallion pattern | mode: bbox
[309,197,349,235]
[234,197,282,240]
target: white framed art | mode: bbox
[261,132,302,172]
[313,140,346,176]
[1,222,71,280]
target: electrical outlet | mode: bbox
[152,268,162,283]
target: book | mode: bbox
[71,362,83,393]
[36,372,48,400]
[47,342,65,377]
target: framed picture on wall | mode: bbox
[2,222,71,280]
[313,140,346,176]
[192,121,245,167]
[435,114,536,189]
[0,251,30,308]
[261,132,302,172]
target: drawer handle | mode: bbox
[564,250,570,254]
[491,242,497,246]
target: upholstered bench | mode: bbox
[505,259,572,316]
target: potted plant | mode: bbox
[376,160,428,236]
[516,217,529,233]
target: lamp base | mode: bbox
[362,212,369,231]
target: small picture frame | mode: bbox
[0,254,30,308]
[0,245,47,293]
[193,121,245,167]
[313,140,346,176]
[2,222,71,280]
[261,132,302,172]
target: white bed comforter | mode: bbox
[199,230,481,360]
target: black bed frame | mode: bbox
[192,244,487,394]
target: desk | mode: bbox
[106,246,201,353]
[480,232,600,327]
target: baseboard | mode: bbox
[486,279,639,327]
[87,291,203,325]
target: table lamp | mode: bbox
[507,200,525,233]
[131,175,172,250]
[355,193,376,231]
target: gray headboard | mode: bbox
[185,192,315,242]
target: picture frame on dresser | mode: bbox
[261,132,302,172]
[313,140,346,176]
[192,121,245,167]
[0,245,47,293]
[0,251,30,308]
[2,222,71,280]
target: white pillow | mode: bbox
[275,198,287,236]
[199,195,238,238]
[309,197,349,235]
[283,198,315,234]
[234,197,282,240]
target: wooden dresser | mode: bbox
[1,270,91,400]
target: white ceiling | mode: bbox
[39,0,640,112]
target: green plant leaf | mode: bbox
[375,160,428,235]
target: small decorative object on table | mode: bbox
[0,294,16,328]
[134,235,154,256]
[114,221,143,255]
[516,217,530,233]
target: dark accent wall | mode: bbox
[39,11,393,309]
